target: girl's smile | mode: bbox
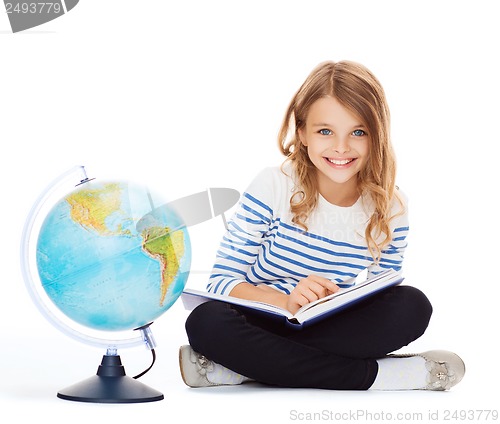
[324,157,357,167]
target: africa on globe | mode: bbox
[36,180,191,332]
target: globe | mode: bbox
[20,166,193,403]
[36,179,191,332]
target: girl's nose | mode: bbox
[331,136,350,154]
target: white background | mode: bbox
[1,1,499,422]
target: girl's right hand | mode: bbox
[287,275,340,314]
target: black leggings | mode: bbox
[185,285,433,390]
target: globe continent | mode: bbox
[36,180,191,332]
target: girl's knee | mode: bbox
[397,285,433,334]
[403,286,432,316]
[186,301,220,334]
[185,301,233,350]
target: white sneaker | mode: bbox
[179,345,220,387]
[179,345,250,388]
[389,350,465,390]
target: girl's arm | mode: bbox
[230,275,340,314]
[207,168,278,296]
[368,191,409,277]
[229,282,289,310]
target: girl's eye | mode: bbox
[352,129,366,137]
[319,129,332,136]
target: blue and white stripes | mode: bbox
[207,167,408,296]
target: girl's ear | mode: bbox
[298,128,308,146]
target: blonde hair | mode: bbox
[278,60,403,262]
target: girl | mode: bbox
[179,60,465,391]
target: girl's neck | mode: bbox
[317,176,360,207]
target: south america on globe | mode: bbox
[36,180,191,332]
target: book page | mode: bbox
[292,269,395,317]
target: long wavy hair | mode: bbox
[278,60,403,262]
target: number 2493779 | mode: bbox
[5,3,63,14]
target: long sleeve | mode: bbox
[367,190,409,278]
[207,168,278,295]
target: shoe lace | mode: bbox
[194,353,214,375]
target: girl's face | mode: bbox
[299,96,370,205]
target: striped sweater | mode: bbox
[207,165,409,296]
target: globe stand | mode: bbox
[57,353,164,403]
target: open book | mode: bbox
[181,269,404,329]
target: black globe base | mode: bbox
[57,354,164,403]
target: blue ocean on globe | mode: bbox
[36,180,191,332]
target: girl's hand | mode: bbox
[287,275,340,314]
